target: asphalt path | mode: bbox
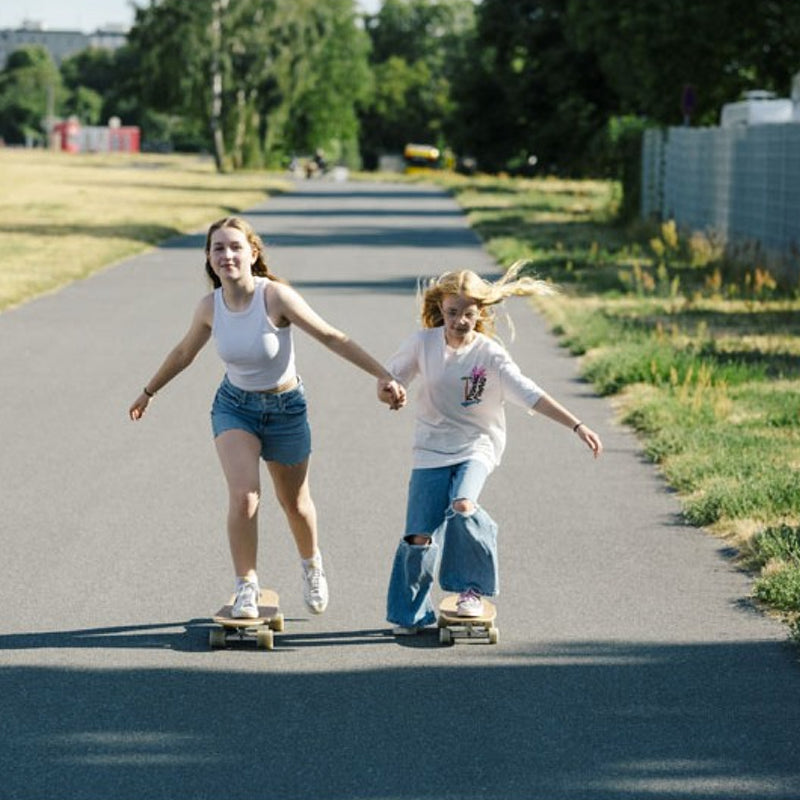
[1,179,799,799]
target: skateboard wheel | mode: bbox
[488,627,499,645]
[270,613,285,633]
[209,628,226,649]
[439,627,452,645]
[256,629,274,650]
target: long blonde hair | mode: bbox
[419,260,555,339]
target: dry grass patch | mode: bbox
[0,149,290,311]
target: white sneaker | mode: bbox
[302,560,329,614]
[456,588,484,618]
[232,580,260,619]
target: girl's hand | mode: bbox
[576,424,603,458]
[378,378,406,410]
[129,393,152,421]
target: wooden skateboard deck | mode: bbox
[437,594,498,645]
[209,588,284,650]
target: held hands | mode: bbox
[378,378,406,411]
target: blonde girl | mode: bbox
[384,263,601,633]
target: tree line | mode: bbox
[1,0,798,178]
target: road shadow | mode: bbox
[248,207,464,218]
[290,276,420,295]
[1,640,799,799]
[284,188,450,200]
[0,222,182,245]
[159,226,478,250]
[0,622,392,654]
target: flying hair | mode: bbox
[418,260,556,340]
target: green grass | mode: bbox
[745,524,800,637]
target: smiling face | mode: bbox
[440,293,481,348]
[207,226,258,284]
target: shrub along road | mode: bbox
[0,180,798,799]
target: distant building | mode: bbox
[0,21,127,69]
[52,117,140,154]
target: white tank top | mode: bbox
[212,276,296,391]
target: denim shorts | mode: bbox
[210,374,312,465]
[404,460,490,536]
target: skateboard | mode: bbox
[437,595,498,645]
[209,588,284,650]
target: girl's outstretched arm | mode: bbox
[129,296,213,420]
[532,393,603,457]
[270,282,406,408]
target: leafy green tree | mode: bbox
[59,49,112,125]
[359,0,475,166]
[449,0,613,175]
[360,55,445,160]
[218,0,371,168]
[62,85,104,125]
[446,0,799,176]
[284,0,372,167]
[565,0,800,125]
[126,0,217,158]
[60,48,118,99]
[95,44,149,129]
[125,0,371,170]
[0,46,63,145]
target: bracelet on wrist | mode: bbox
[572,421,583,433]
[143,386,155,398]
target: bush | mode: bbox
[754,567,800,611]
[606,115,649,224]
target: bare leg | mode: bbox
[214,429,262,579]
[266,458,318,559]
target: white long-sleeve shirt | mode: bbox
[387,328,544,472]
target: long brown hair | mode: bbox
[204,216,285,288]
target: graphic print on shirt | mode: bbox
[461,365,487,406]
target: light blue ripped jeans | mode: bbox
[386,460,499,628]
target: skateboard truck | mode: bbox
[437,595,499,645]
[210,588,284,650]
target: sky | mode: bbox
[0,0,382,33]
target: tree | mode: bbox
[125,0,372,170]
[0,46,63,145]
[94,43,150,131]
[565,0,800,126]
[284,0,372,167]
[126,0,217,158]
[60,48,118,98]
[359,0,476,165]
[449,0,614,175]
[60,48,118,125]
[61,85,103,125]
